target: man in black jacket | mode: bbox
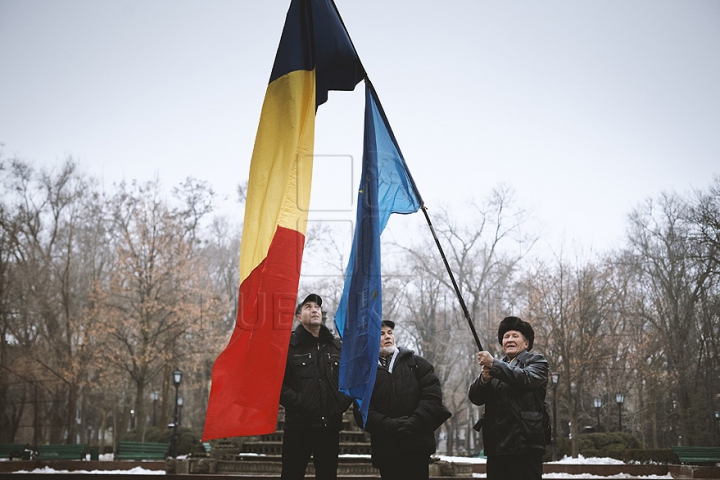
[469,316,549,480]
[280,294,352,480]
[362,320,451,480]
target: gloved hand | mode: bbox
[397,416,421,438]
[382,416,405,433]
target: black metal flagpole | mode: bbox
[421,206,484,352]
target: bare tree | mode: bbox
[686,179,720,444]
[522,253,626,456]
[93,178,217,434]
[0,158,107,443]
[625,191,715,446]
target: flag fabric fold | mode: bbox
[203,0,362,441]
[335,82,423,426]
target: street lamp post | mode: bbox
[616,392,625,433]
[150,391,158,427]
[594,397,602,432]
[714,411,719,445]
[177,397,184,427]
[170,370,182,458]
[551,373,560,461]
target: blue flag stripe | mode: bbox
[336,82,422,427]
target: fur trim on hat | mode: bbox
[498,316,534,351]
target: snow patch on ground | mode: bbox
[13,466,165,474]
[7,455,677,477]
[549,454,627,465]
[542,474,672,479]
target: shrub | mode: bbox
[579,432,642,451]
[117,426,205,455]
[157,427,205,455]
[620,449,674,464]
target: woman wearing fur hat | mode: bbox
[469,316,549,480]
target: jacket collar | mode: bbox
[290,323,334,346]
[504,349,532,364]
[397,346,415,359]
[379,346,414,373]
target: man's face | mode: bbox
[297,301,322,329]
[502,330,529,357]
[380,325,395,349]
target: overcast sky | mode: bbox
[1,0,719,261]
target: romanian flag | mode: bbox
[335,82,423,426]
[203,0,363,440]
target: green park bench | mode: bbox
[36,444,87,460]
[0,444,26,459]
[116,441,168,460]
[673,446,720,465]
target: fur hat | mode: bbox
[497,316,534,351]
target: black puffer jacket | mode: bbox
[468,349,549,456]
[280,324,352,431]
[364,347,449,465]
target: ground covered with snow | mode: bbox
[439,455,673,479]
[541,475,671,479]
[12,466,164,475]
[7,454,676,477]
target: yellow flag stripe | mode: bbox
[239,69,316,284]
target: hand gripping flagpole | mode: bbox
[421,206,484,352]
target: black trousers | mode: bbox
[376,451,430,480]
[281,427,340,480]
[486,453,543,480]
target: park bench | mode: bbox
[36,444,87,460]
[116,441,168,460]
[673,446,720,465]
[0,444,26,459]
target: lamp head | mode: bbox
[594,397,602,408]
[551,373,560,385]
[173,369,182,386]
[615,392,625,405]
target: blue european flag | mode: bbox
[335,81,423,427]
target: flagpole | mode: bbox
[421,206,484,352]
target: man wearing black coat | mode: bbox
[469,316,549,480]
[362,320,451,480]
[280,294,352,480]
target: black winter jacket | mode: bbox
[280,324,352,431]
[364,347,449,466]
[468,349,549,456]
